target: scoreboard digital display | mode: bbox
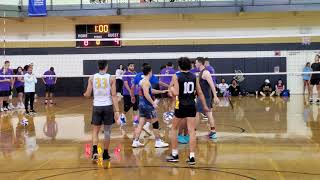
[75,24,121,48]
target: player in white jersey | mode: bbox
[84,60,120,163]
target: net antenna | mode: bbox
[233,70,245,82]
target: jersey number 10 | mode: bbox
[183,82,194,94]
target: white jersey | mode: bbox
[92,73,112,106]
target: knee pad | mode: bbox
[152,121,159,129]
[104,125,112,139]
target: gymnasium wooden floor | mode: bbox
[0,95,319,180]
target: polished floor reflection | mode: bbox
[0,96,319,180]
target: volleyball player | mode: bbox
[84,60,120,162]
[195,57,220,139]
[122,63,139,136]
[132,65,169,148]
[131,63,162,135]
[166,57,209,165]
[310,54,320,103]
[42,67,57,105]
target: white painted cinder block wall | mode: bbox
[4,50,320,94]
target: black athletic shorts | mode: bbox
[45,84,55,93]
[91,105,115,126]
[0,91,10,97]
[310,79,320,85]
[16,86,24,93]
[123,95,139,112]
[174,105,197,118]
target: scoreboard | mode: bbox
[75,24,121,48]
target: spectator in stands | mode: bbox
[228,79,241,96]
[14,67,24,109]
[115,64,124,96]
[275,79,285,96]
[217,78,229,96]
[260,79,275,97]
[303,62,312,96]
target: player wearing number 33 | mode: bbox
[84,60,120,165]
[166,57,209,165]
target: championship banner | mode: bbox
[28,0,47,17]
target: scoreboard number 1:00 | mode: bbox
[95,25,109,33]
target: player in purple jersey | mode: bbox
[121,63,139,137]
[190,61,199,74]
[0,61,14,111]
[159,62,177,111]
[204,58,216,84]
[42,67,57,105]
[14,67,25,109]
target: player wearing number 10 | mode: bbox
[84,60,120,164]
[166,57,209,165]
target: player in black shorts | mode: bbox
[310,54,320,103]
[84,60,120,164]
[166,57,209,165]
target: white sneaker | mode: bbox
[9,103,15,109]
[20,103,25,109]
[3,107,8,111]
[155,139,169,148]
[143,124,152,136]
[132,140,144,148]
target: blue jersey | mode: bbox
[139,83,153,107]
[134,72,159,86]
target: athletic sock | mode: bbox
[172,149,178,156]
[190,152,195,158]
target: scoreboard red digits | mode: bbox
[76,24,121,48]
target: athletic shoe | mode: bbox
[132,140,144,148]
[166,154,179,162]
[30,110,37,115]
[91,152,99,162]
[178,135,188,144]
[0,108,3,112]
[155,139,169,148]
[8,103,15,109]
[186,156,196,165]
[310,98,314,103]
[143,124,152,136]
[103,151,111,161]
[20,103,25,109]
[208,131,217,139]
[45,99,48,105]
[3,107,8,111]
[317,99,320,104]
[24,111,30,116]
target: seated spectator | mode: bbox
[260,79,275,97]
[217,78,229,96]
[275,79,285,96]
[228,79,241,96]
